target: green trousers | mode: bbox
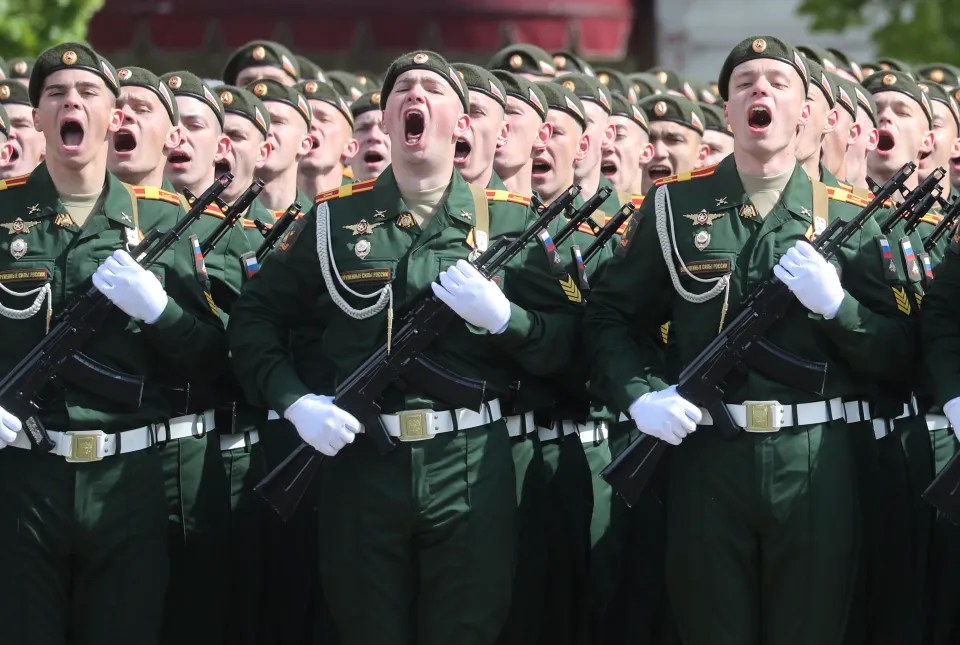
[496,433,549,645]
[842,422,879,645]
[0,448,169,645]
[158,434,231,645]
[924,428,960,645]
[666,423,859,645]
[318,422,516,645]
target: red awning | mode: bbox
[89,0,633,60]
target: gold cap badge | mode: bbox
[305,80,318,94]
[413,52,429,65]
[253,82,268,97]
[220,90,233,105]
[752,38,767,53]
[509,54,523,69]
[118,68,131,81]
[62,50,77,65]
[882,73,897,86]
[251,46,266,61]
[654,100,668,116]
[168,75,182,90]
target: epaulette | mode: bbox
[825,186,871,208]
[485,189,531,206]
[577,222,598,235]
[201,204,260,228]
[132,185,181,206]
[919,212,944,226]
[630,194,644,208]
[0,173,29,191]
[316,178,376,204]
[653,164,719,187]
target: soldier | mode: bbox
[561,74,617,204]
[229,49,573,645]
[595,68,639,104]
[490,71,550,196]
[637,94,708,193]
[349,91,390,182]
[916,81,960,200]
[297,80,357,194]
[699,101,734,166]
[488,44,557,82]
[796,58,838,180]
[845,86,880,190]
[531,82,587,206]
[0,42,225,645]
[163,71,229,196]
[222,40,300,88]
[0,79,46,179]
[585,36,916,645]
[452,63,509,187]
[917,63,960,90]
[820,72,859,182]
[326,70,365,102]
[601,94,653,195]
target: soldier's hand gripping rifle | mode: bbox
[601,163,917,507]
[254,184,615,521]
[0,174,232,452]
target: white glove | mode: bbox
[629,385,702,446]
[773,241,844,319]
[92,250,169,324]
[284,394,360,457]
[431,259,511,334]
[944,397,960,441]
[0,405,22,449]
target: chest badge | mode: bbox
[1,217,40,235]
[373,209,387,219]
[9,237,27,259]
[739,204,757,219]
[396,213,416,229]
[683,209,726,227]
[343,219,383,236]
[354,238,371,259]
[715,197,728,208]
[694,230,711,251]
[27,204,40,216]
[459,209,472,220]
[54,212,75,228]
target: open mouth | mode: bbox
[168,149,191,165]
[404,109,425,145]
[60,119,84,149]
[747,104,772,130]
[363,150,384,164]
[454,139,471,163]
[113,129,137,153]
[647,164,672,181]
[877,130,895,153]
[214,159,231,176]
[919,149,932,162]
[601,160,618,177]
[531,158,552,177]
[7,143,20,163]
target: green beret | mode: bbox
[699,102,731,135]
[535,81,586,130]
[551,51,594,77]
[30,42,120,107]
[863,70,932,126]
[0,79,31,106]
[160,70,224,127]
[296,56,327,83]
[487,44,556,78]
[917,63,960,89]
[117,66,179,125]
[825,72,857,120]
[326,71,364,102]
[297,79,352,125]
[0,104,10,138]
[876,57,912,74]
[222,40,299,85]
[214,85,270,138]
[556,74,612,114]
[609,94,649,134]
[803,58,835,108]
[350,91,382,119]
[246,78,311,127]
[354,73,380,93]
[453,63,507,109]
[853,85,878,127]
[627,72,667,100]
[492,70,547,121]
[380,50,468,113]
[825,48,862,79]
[594,68,637,103]
[7,57,33,80]
[859,62,880,79]
[688,80,718,104]
[917,80,960,131]
[797,45,832,68]
[718,36,808,101]
[639,94,705,135]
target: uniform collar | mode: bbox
[371,166,477,231]
[22,162,135,230]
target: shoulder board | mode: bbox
[131,185,181,206]
[577,222,598,235]
[485,189,531,206]
[315,178,377,204]
[201,205,259,228]
[825,186,871,208]
[920,212,944,226]
[0,173,29,191]
[631,194,644,207]
[653,164,719,187]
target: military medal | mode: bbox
[396,213,416,229]
[739,204,757,219]
[355,239,371,259]
[1,217,40,235]
[682,209,725,226]
[343,219,382,235]
[694,230,711,251]
[9,237,27,259]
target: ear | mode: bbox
[824,107,839,134]
[919,128,935,157]
[32,107,41,132]
[799,99,812,127]
[214,134,231,162]
[342,137,359,162]
[574,131,589,163]
[256,139,272,169]
[696,142,710,167]
[847,122,862,147]
[108,108,123,133]
[534,121,552,150]
[866,127,880,152]
[603,122,615,147]
[453,113,470,142]
[722,101,729,125]
[297,131,312,159]
[163,125,183,155]
[497,119,510,149]
[951,135,960,161]
[639,141,654,165]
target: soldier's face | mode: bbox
[0,103,45,179]
[165,96,228,191]
[382,70,468,170]
[532,110,585,202]
[868,91,933,181]
[109,86,180,180]
[920,100,960,180]
[300,100,357,176]
[574,101,613,183]
[261,101,310,175]
[601,115,652,195]
[33,69,122,171]
[821,107,855,178]
[350,110,390,181]
[846,106,878,179]
[494,96,548,179]
[220,113,270,202]
[643,121,704,192]
[455,92,506,184]
[702,129,734,166]
[724,59,808,157]
[236,66,294,88]
[795,85,834,166]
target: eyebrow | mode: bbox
[45,81,101,92]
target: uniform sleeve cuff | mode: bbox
[468,302,534,348]
[263,366,312,415]
[142,298,190,339]
[810,291,858,331]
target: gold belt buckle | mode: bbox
[65,431,104,462]
[398,410,434,442]
[743,401,782,433]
